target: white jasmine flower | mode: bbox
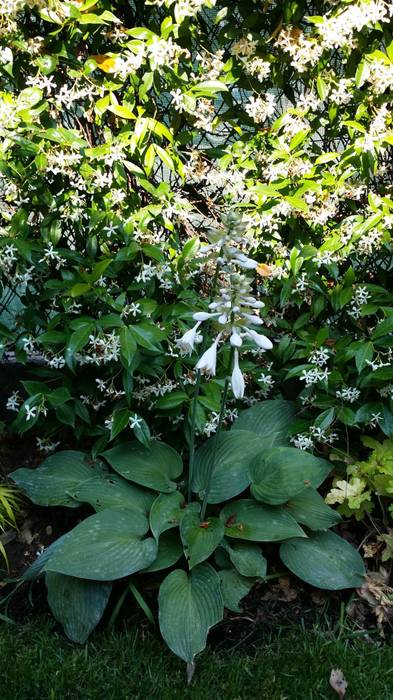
[129,414,143,429]
[25,405,38,421]
[6,391,21,411]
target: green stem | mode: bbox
[187,262,222,504]
[187,367,202,503]
[200,347,234,521]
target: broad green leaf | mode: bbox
[150,491,185,540]
[102,440,182,492]
[158,563,223,663]
[119,327,137,367]
[280,531,365,590]
[10,452,106,508]
[249,447,331,505]
[220,500,306,542]
[193,430,268,504]
[355,341,373,372]
[143,531,183,572]
[231,400,295,445]
[46,573,111,643]
[72,473,154,515]
[180,510,224,569]
[110,408,130,440]
[223,540,267,578]
[44,508,157,580]
[285,487,341,530]
[219,568,255,613]
[22,533,71,581]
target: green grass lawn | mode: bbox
[1,617,392,700]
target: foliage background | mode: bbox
[1,0,393,462]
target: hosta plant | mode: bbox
[10,399,365,670]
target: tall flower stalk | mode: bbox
[177,212,273,507]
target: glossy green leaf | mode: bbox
[102,440,182,492]
[10,452,106,508]
[46,573,112,643]
[249,447,331,505]
[285,487,342,530]
[193,430,268,504]
[220,500,306,542]
[150,491,185,540]
[180,510,224,569]
[72,473,154,515]
[280,531,365,590]
[223,540,267,578]
[158,564,223,663]
[44,508,157,580]
[219,568,255,613]
[231,399,295,445]
[143,530,183,572]
[119,327,137,367]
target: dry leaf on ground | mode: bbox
[329,668,348,698]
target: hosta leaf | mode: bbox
[285,487,342,530]
[10,451,106,508]
[158,563,223,664]
[219,568,256,613]
[46,573,112,643]
[22,533,71,581]
[150,491,185,540]
[44,508,157,580]
[180,510,224,569]
[231,399,295,445]
[220,500,306,542]
[280,531,365,590]
[143,531,183,572]
[249,447,331,505]
[193,431,268,504]
[223,540,267,578]
[72,473,154,515]
[102,440,182,492]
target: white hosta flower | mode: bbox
[244,328,273,350]
[176,321,202,356]
[230,328,243,347]
[231,350,245,399]
[195,335,221,376]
